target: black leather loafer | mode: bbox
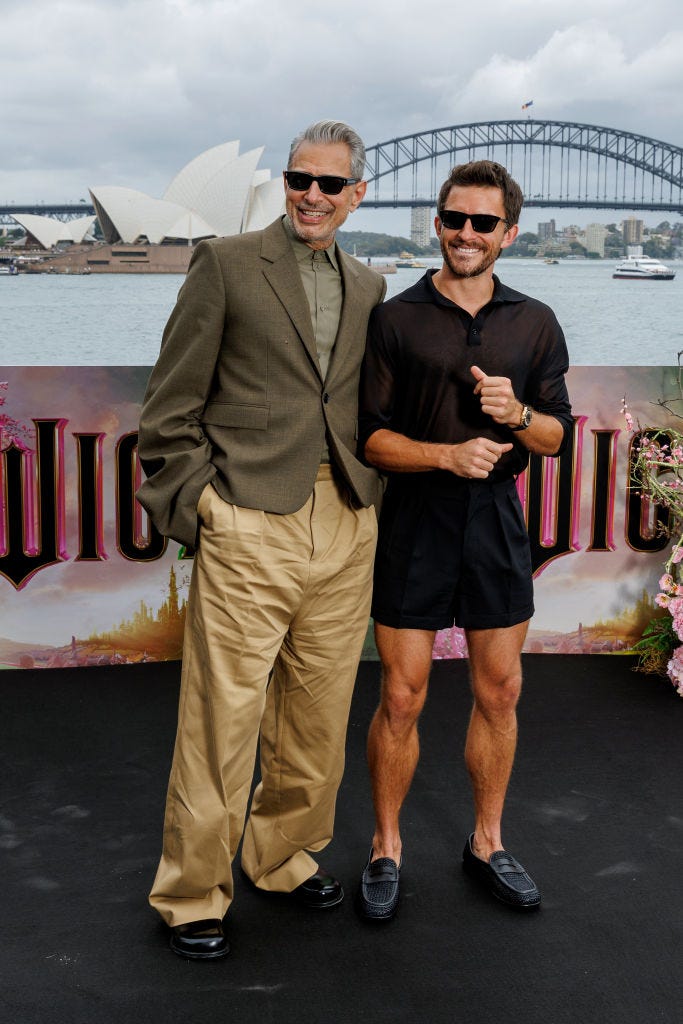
[292,869,344,909]
[169,918,230,960]
[462,834,541,910]
[356,849,401,922]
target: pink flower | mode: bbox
[659,573,675,592]
[655,593,670,608]
[666,646,683,697]
[669,597,683,641]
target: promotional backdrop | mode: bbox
[0,365,677,667]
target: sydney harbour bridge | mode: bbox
[2,119,683,224]
[362,119,683,214]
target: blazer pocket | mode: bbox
[201,402,270,430]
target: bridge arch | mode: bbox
[364,120,683,213]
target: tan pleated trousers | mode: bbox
[149,466,377,926]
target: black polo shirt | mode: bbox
[359,269,573,481]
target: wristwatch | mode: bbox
[511,404,532,431]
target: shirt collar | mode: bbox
[282,215,339,271]
[400,268,526,308]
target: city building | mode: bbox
[622,217,644,246]
[584,223,608,257]
[538,219,556,241]
[410,206,432,248]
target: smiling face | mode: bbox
[284,140,366,250]
[435,184,518,280]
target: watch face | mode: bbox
[522,406,532,427]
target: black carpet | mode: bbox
[2,655,681,1024]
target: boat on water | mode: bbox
[543,257,559,265]
[0,263,18,275]
[395,258,426,269]
[613,255,675,280]
[354,256,396,275]
[352,248,396,274]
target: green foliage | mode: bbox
[568,240,587,255]
[643,237,674,259]
[632,615,676,677]
[604,231,624,258]
[502,232,538,257]
[336,230,436,257]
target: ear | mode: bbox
[500,223,519,250]
[434,214,443,240]
[349,179,367,210]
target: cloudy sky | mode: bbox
[2,0,682,234]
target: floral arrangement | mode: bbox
[622,379,683,697]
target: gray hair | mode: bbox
[288,120,366,180]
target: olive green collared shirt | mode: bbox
[283,216,343,382]
[284,216,344,463]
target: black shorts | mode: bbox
[371,473,534,631]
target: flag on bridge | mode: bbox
[522,100,534,110]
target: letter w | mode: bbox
[0,419,68,590]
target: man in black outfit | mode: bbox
[355,160,573,921]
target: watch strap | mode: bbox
[510,404,532,431]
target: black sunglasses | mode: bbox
[439,210,508,233]
[284,170,360,196]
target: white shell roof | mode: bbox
[90,186,216,244]
[90,141,283,245]
[163,141,241,207]
[11,213,96,248]
[243,176,286,233]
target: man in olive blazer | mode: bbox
[138,217,384,548]
[137,120,386,961]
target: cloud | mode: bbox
[451,22,683,139]
[0,0,681,214]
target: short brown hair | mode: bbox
[437,160,524,226]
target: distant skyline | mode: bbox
[2,0,682,239]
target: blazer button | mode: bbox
[323,392,330,404]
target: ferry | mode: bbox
[357,257,397,275]
[395,258,426,269]
[613,255,675,280]
[352,249,397,274]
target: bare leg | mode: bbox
[464,620,529,861]
[367,624,435,863]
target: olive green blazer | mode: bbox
[136,218,386,548]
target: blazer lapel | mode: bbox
[327,249,372,379]
[260,220,322,379]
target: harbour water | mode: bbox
[1,257,681,366]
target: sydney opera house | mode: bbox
[12,141,285,272]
